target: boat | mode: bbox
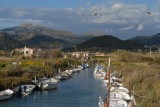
[110,86,129,93]
[60,73,69,80]
[98,57,135,107]
[98,97,104,107]
[13,84,35,96]
[55,75,61,80]
[110,90,130,100]
[109,99,128,107]
[0,89,13,100]
[37,77,58,90]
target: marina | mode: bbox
[0,67,107,107]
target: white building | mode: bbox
[71,52,90,60]
[15,46,34,58]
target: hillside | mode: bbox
[0,32,24,50]
[23,35,69,48]
[78,35,143,49]
[1,23,82,44]
[131,33,160,46]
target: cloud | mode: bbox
[137,24,144,31]
[119,25,135,31]
[87,2,150,25]
[0,3,158,25]
[111,3,125,11]
[0,1,160,39]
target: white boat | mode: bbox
[0,89,13,100]
[109,99,128,107]
[40,82,57,90]
[110,90,130,100]
[65,70,73,77]
[99,99,128,107]
[37,77,58,90]
[55,75,61,80]
[13,84,35,96]
[110,86,129,93]
[60,72,69,80]
[98,97,104,107]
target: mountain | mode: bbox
[131,33,160,46]
[1,23,81,44]
[78,35,143,49]
[0,32,24,50]
[23,34,69,48]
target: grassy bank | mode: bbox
[95,51,160,107]
[0,57,81,90]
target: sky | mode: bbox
[0,0,160,39]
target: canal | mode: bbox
[0,67,107,107]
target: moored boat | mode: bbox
[13,84,35,96]
[37,77,59,90]
[0,89,13,100]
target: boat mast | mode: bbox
[107,67,111,107]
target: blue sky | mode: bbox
[0,0,160,39]
[0,0,105,8]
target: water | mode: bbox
[0,67,107,107]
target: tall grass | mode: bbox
[111,51,160,107]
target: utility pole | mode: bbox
[150,46,151,57]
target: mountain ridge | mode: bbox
[131,33,160,46]
[1,24,81,44]
[78,35,143,49]
[1,24,160,50]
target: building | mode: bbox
[71,52,90,60]
[14,46,35,58]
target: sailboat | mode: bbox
[0,89,14,100]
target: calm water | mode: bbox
[0,67,107,107]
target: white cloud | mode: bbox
[0,1,160,39]
[137,24,144,31]
[11,9,29,17]
[119,25,135,31]
[111,3,125,11]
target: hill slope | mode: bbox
[1,23,81,44]
[131,33,160,46]
[78,35,143,49]
[23,35,69,48]
[0,32,24,50]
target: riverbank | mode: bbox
[95,51,160,107]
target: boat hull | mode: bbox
[0,89,13,100]
[41,82,57,90]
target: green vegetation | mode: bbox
[0,32,24,50]
[0,50,81,90]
